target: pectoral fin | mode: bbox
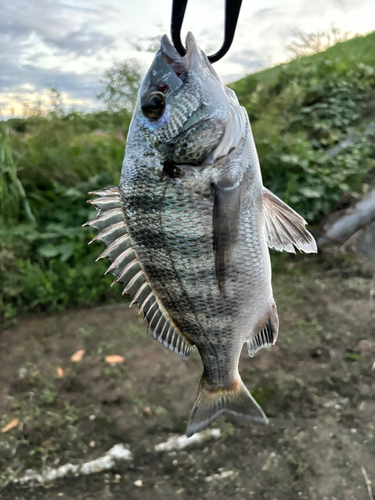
[262,187,317,253]
[212,182,241,294]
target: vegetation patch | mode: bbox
[1,32,375,327]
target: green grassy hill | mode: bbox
[230,30,375,220]
[1,31,374,325]
[233,30,375,90]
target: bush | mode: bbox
[0,111,131,325]
[232,57,375,220]
[1,38,375,325]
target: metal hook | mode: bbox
[171,0,243,63]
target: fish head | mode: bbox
[133,32,245,166]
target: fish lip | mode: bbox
[160,32,200,74]
[160,35,186,74]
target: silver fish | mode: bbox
[84,33,317,437]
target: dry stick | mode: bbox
[361,466,374,500]
[338,227,363,252]
[369,276,375,310]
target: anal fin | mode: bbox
[247,304,279,357]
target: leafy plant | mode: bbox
[0,128,35,225]
[232,55,375,221]
[97,59,143,112]
[1,32,375,326]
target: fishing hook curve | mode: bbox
[171,0,243,63]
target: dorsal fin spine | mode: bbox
[86,186,193,361]
[154,314,164,333]
[105,247,135,275]
[149,307,161,328]
[156,320,169,340]
[89,221,126,244]
[139,291,154,314]
[123,269,143,294]
[114,258,138,284]
[130,281,149,308]
[145,301,158,320]
[165,328,174,348]
[95,234,130,262]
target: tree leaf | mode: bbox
[1,418,19,433]
[71,349,85,362]
[105,355,125,364]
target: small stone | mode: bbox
[89,441,95,447]
[221,471,234,478]
[134,480,143,487]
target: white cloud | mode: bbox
[0,0,374,115]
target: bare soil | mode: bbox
[0,255,374,500]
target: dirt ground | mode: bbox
[0,254,374,500]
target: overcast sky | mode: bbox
[1,0,374,116]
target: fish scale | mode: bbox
[122,172,219,336]
[85,32,317,436]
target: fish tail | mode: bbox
[186,374,268,437]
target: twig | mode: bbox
[361,466,374,500]
[369,277,375,310]
[339,228,363,251]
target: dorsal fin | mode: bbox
[84,186,193,360]
[262,187,317,254]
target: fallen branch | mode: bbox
[361,466,374,500]
[154,428,221,452]
[13,444,132,486]
[13,429,222,486]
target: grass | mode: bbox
[232,30,375,91]
[0,31,374,326]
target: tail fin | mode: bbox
[186,375,268,437]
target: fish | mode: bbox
[84,32,317,437]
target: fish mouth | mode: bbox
[160,32,208,76]
[141,33,201,101]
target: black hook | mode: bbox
[171,0,243,63]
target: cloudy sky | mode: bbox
[1,0,374,116]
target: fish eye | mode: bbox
[142,91,165,121]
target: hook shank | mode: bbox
[170,0,243,63]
